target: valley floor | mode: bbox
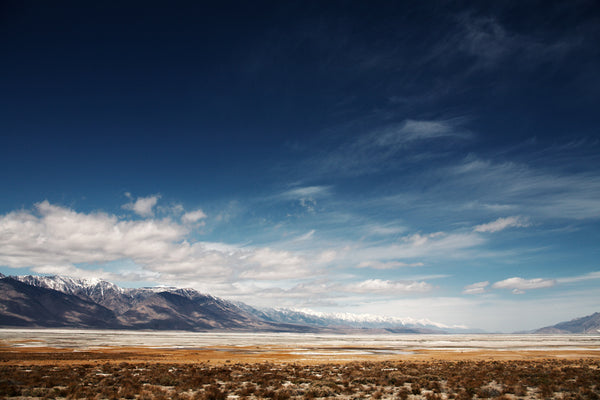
[1,344,600,399]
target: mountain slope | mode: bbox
[0,278,121,328]
[1,274,459,333]
[534,312,600,334]
[0,275,311,332]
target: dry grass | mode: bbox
[1,356,599,399]
[1,344,599,399]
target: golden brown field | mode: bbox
[1,343,600,399]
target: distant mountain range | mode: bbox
[0,274,452,333]
[2,274,597,334]
[533,312,600,334]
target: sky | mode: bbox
[1,1,599,332]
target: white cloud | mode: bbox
[364,224,407,236]
[345,279,432,294]
[182,209,207,224]
[293,230,315,241]
[122,194,160,217]
[281,186,331,199]
[449,156,600,220]
[278,186,331,213]
[239,248,314,280]
[352,231,484,261]
[556,271,600,284]
[456,13,578,71]
[307,118,470,178]
[0,201,318,288]
[375,119,464,146]
[462,281,489,295]
[356,260,423,269]
[474,216,530,233]
[492,277,556,293]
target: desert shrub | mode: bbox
[396,387,410,399]
[273,388,291,400]
[476,387,501,398]
[0,379,21,396]
[411,382,421,395]
[202,384,227,400]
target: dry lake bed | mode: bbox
[1,329,599,399]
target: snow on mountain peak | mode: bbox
[13,274,123,296]
[287,308,462,330]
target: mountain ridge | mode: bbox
[1,274,451,333]
[533,312,600,334]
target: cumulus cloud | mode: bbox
[492,277,556,293]
[0,201,315,287]
[0,201,494,305]
[122,194,160,217]
[462,281,489,295]
[182,209,207,224]
[474,216,530,233]
[345,279,432,294]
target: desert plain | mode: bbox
[1,330,599,399]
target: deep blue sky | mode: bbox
[1,1,599,331]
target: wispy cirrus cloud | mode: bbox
[356,260,424,270]
[276,185,332,213]
[280,185,332,199]
[462,280,489,295]
[556,271,600,284]
[334,231,485,266]
[311,118,470,177]
[445,156,600,220]
[474,216,530,233]
[492,277,556,294]
[455,13,582,71]
[345,279,432,294]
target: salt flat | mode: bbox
[1,328,599,356]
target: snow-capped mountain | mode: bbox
[240,306,471,333]
[1,274,291,331]
[16,274,123,298]
[1,274,464,333]
[292,308,454,329]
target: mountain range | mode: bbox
[0,274,450,333]
[1,274,598,334]
[533,312,600,334]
